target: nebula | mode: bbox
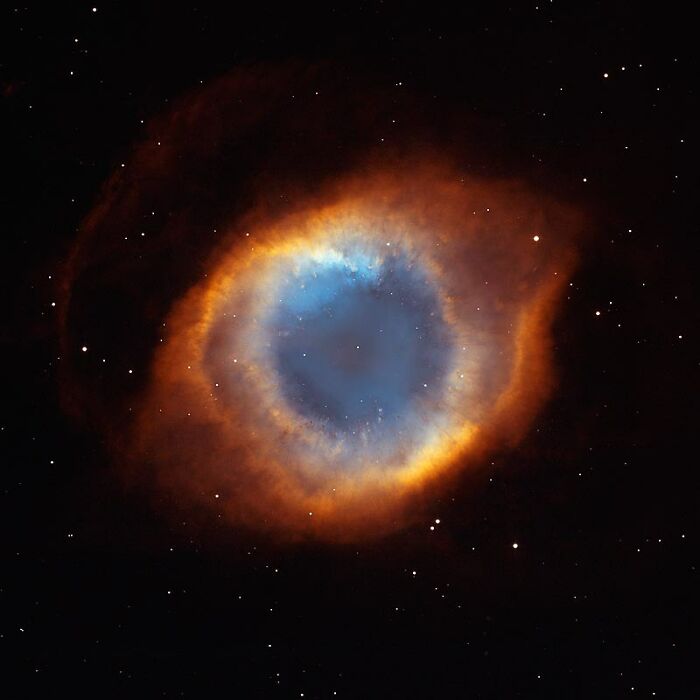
[59,65,581,541]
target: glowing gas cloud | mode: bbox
[60,66,581,540]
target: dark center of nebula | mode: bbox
[270,248,452,440]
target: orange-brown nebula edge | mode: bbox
[128,162,578,541]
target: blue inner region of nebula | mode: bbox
[270,249,452,439]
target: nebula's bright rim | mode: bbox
[124,166,578,539]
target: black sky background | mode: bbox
[2,2,698,698]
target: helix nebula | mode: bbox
[60,66,581,540]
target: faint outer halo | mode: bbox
[58,64,582,541]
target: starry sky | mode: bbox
[2,2,698,698]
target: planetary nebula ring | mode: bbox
[61,70,579,540]
[136,168,576,538]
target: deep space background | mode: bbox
[2,2,698,697]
